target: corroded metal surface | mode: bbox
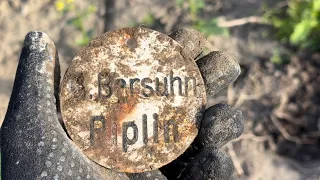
[60,27,206,173]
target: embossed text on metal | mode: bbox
[60,27,206,172]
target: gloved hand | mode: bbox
[1,29,244,180]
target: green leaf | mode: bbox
[67,17,83,31]
[88,4,97,13]
[75,30,93,46]
[313,0,320,11]
[194,18,229,37]
[142,13,155,26]
[189,0,205,20]
[290,20,312,44]
[75,36,90,46]
[264,0,320,50]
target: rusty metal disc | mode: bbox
[60,27,207,173]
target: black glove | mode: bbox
[1,29,244,180]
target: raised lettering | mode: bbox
[155,77,168,96]
[114,79,127,98]
[164,119,179,143]
[129,78,140,96]
[170,70,182,96]
[141,78,154,97]
[142,114,148,144]
[98,73,112,99]
[185,76,197,96]
[153,113,159,143]
[90,115,106,146]
[122,121,139,152]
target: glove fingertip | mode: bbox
[24,31,52,49]
[179,147,234,180]
[169,28,207,60]
[197,104,244,148]
[197,51,241,97]
[127,170,167,180]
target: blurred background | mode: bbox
[0,0,319,179]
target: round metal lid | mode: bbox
[60,27,206,173]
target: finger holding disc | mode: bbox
[196,51,241,97]
[169,28,207,60]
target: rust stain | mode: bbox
[103,95,139,136]
[93,48,100,58]
[118,33,131,45]
[116,96,138,121]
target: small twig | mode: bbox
[234,93,259,108]
[227,143,244,176]
[231,133,277,152]
[218,16,268,28]
[231,133,268,143]
[209,96,228,103]
[231,75,262,108]
[274,110,306,126]
[227,84,234,105]
[270,115,316,144]
[267,136,277,151]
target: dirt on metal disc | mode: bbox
[60,27,207,173]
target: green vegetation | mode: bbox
[139,13,166,30]
[193,18,229,37]
[271,49,290,65]
[141,13,156,26]
[177,0,205,21]
[138,0,229,37]
[264,0,320,51]
[55,0,97,46]
[178,0,229,37]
